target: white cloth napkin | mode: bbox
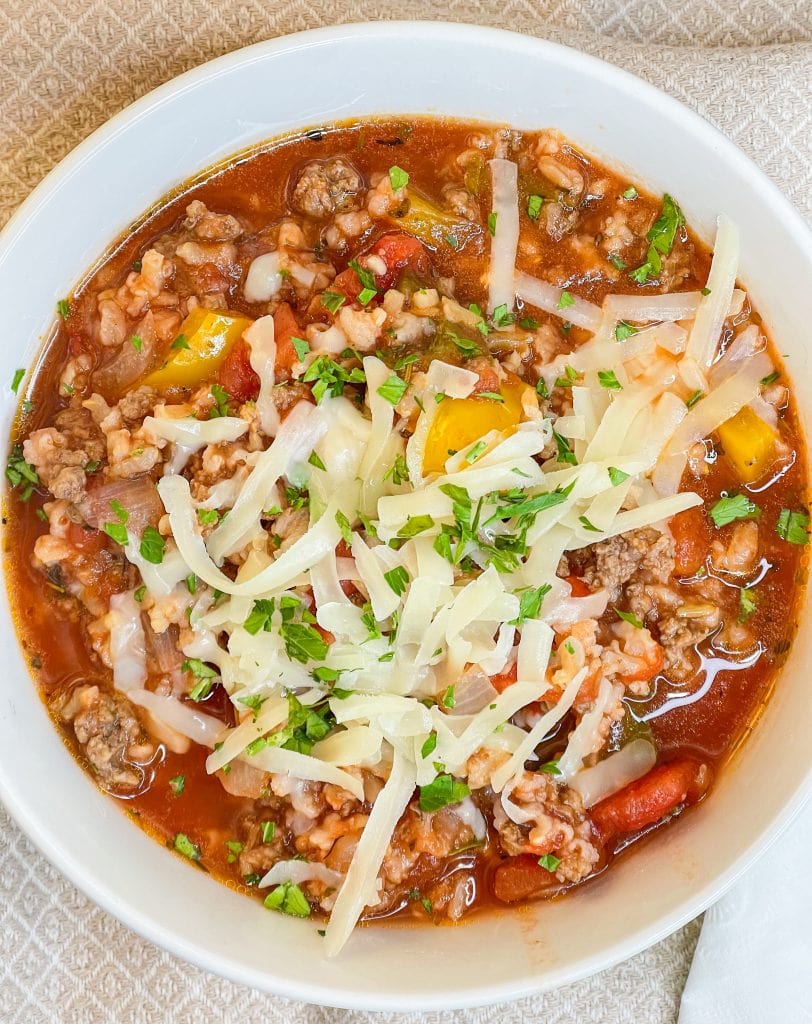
[679,798,812,1024]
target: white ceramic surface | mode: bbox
[0,22,810,1011]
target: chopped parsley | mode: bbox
[281,622,329,664]
[630,194,685,283]
[421,732,438,759]
[487,211,498,236]
[776,508,809,545]
[320,291,346,315]
[307,449,326,472]
[552,429,577,466]
[538,853,561,872]
[609,255,627,271]
[139,525,165,564]
[169,775,185,796]
[557,289,575,311]
[510,584,552,626]
[130,334,143,353]
[264,882,311,918]
[578,514,601,532]
[103,499,129,546]
[614,607,643,629]
[622,186,638,200]
[397,514,434,538]
[709,494,761,529]
[614,320,637,342]
[56,299,70,320]
[377,373,408,406]
[197,507,220,526]
[133,585,146,603]
[608,466,630,487]
[527,194,543,221]
[349,259,378,306]
[538,760,561,776]
[171,334,189,350]
[291,336,310,361]
[261,821,276,844]
[225,840,243,863]
[209,383,231,418]
[183,658,219,701]
[243,598,275,635]
[389,165,409,192]
[383,565,410,596]
[465,440,488,464]
[491,303,515,328]
[442,685,456,709]
[383,453,409,486]
[302,355,365,403]
[597,369,622,391]
[554,364,580,389]
[10,368,25,394]
[335,509,353,546]
[173,833,200,861]
[738,587,757,623]
[760,371,780,387]
[5,446,40,502]
[418,774,470,813]
[686,390,704,409]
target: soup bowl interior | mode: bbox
[0,22,810,1010]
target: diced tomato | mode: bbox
[566,575,592,598]
[218,338,259,403]
[590,758,711,844]
[670,505,711,576]
[273,302,302,376]
[332,267,364,305]
[490,662,518,693]
[470,364,502,395]
[370,232,431,291]
[67,522,108,555]
[492,855,558,903]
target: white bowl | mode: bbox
[0,21,810,1011]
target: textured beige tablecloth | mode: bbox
[1,2,810,1021]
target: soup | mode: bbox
[5,117,807,956]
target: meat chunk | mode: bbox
[61,684,153,792]
[582,527,675,598]
[290,158,365,219]
[183,199,243,241]
[493,771,599,884]
[23,408,106,503]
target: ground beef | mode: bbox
[494,772,600,884]
[290,158,365,219]
[24,406,106,503]
[61,684,153,792]
[582,526,675,598]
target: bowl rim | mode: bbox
[1,19,811,1011]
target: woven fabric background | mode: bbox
[0,2,810,1021]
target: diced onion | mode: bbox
[569,738,657,807]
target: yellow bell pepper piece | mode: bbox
[423,380,528,475]
[144,308,252,389]
[717,405,777,483]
